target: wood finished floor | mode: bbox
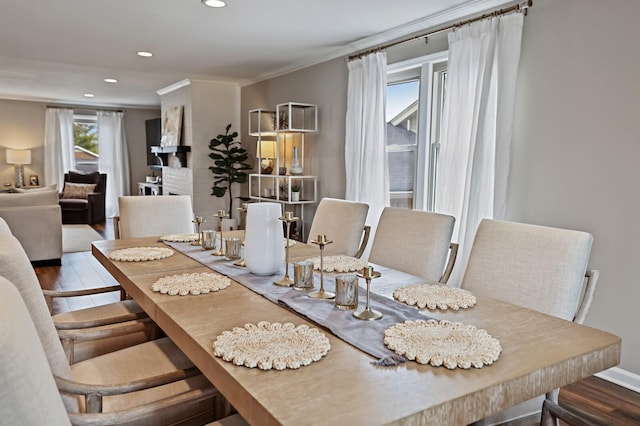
[33,219,640,425]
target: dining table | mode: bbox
[92,236,621,426]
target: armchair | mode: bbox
[59,171,106,224]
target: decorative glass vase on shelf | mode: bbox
[289,146,303,176]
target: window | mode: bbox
[386,52,447,211]
[73,114,99,172]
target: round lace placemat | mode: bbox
[109,247,174,262]
[384,319,501,369]
[160,233,199,242]
[213,321,331,370]
[152,272,231,296]
[306,255,368,272]
[393,284,476,311]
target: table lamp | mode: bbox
[6,149,31,188]
[256,140,276,174]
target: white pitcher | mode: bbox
[244,202,284,275]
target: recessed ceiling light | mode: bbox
[83,93,95,98]
[104,78,118,83]
[137,51,153,57]
[202,0,226,8]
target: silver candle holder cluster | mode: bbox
[274,211,298,286]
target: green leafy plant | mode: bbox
[291,185,301,192]
[208,124,251,218]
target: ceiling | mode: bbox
[0,0,508,108]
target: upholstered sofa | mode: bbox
[0,188,63,263]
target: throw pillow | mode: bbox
[62,182,97,199]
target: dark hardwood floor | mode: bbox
[33,219,640,425]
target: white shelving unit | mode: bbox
[248,102,318,240]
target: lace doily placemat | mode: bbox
[160,233,199,242]
[109,247,174,262]
[152,272,231,296]
[213,321,331,370]
[393,284,477,311]
[384,319,501,369]
[306,255,368,272]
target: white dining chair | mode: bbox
[114,195,194,239]
[462,219,599,425]
[307,198,370,258]
[0,232,220,424]
[368,207,457,283]
[0,217,155,364]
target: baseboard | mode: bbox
[595,367,640,394]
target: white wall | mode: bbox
[160,80,241,223]
[241,0,640,376]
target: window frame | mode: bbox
[387,51,448,211]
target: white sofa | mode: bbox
[0,188,63,263]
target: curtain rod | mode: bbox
[45,105,124,113]
[348,0,532,61]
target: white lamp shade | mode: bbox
[6,149,31,165]
[256,140,276,159]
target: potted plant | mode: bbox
[209,124,251,220]
[291,184,301,202]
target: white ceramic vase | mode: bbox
[244,202,284,275]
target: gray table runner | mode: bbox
[164,240,432,364]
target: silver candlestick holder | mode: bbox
[309,234,335,299]
[192,216,205,246]
[274,211,298,286]
[233,203,249,267]
[212,210,227,256]
[353,266,382,320]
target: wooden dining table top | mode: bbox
[92,237,621,426]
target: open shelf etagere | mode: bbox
[248,102,318,240]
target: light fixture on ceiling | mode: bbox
[137,51,153,57]
[202,0,226,8]
[83,93,95,98]
[104,78,118,83]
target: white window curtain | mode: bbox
[44,108,75,190]
[97,111,130,219]
[345,51,390,254]
[435,12,524,286]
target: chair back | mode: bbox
[0,217,12,235]
[0,277,70,425]
[64,171,107,195]
[461,219,593,321]
[116,195,194,239]
[307,198,369,257]
[368,208,455,282]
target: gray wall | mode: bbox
[0,98,159,196]
[241,0,640,375]
[241,58,349,232]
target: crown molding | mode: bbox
[242,0,513,87]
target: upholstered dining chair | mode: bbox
[461,219,599,425]
[368,208,457,283]
[114,195,194,239]
[0,218,154,364]
[0,276,220,425]
[307,198,370,258]
[0,233,220,424]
